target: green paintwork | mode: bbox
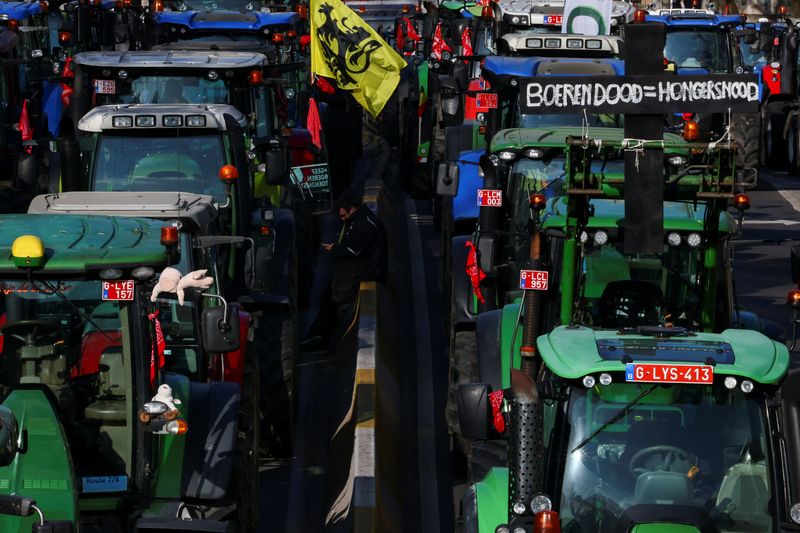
[542,198,736,233]
[0,389,78,532]
[152,373,191,499]
[538,325,789,383]
[490,127,686,154]
[499,303,523,390]
[0,214,168,274]
[474,467,509,533]
[630,524,701,533]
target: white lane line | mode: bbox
[743,219,800,226]
[406,198,441,532]
[760,173,800,214]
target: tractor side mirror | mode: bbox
[201,305,241,352]
[457,383,492,441]
[791,245,800,284]
[0,407,19,467]
[263,149,288,186]
[436,162,459,196]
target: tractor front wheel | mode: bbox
[731,112,761,170]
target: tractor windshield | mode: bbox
[96,75,229,105]
[577,235,704,328]
[663,29,731,72]
[559,383,773,532]
[519,113,621,129]
[90,132,228,203]
[0,279,138,484]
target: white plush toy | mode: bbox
[152,383,182,411]
[151,267,214,305]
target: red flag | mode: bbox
[18,100,32,154]
[461,27,473,63]
[148,310,166,386]
[395,22,405,51]
[307,97,322,149]
[431,22,451,61]
[465,240,486,304]
[404,17,419,41]
[60,83,73,108]
[62,56,74,78]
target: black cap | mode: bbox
[333,188,362,211]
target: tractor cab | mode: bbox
[496,0,633,34]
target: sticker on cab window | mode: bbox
[82,475,127,493]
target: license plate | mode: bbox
[475,92,498,109]
[102,280,134,301]
[625,363,713,384]
[93,79,117,94]
[543,15,563,24]
[519,269,549,290]
[477,189,502,207]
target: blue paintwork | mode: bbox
[452,149,483,223]
[645,14,744,26]
[155,10,298,30]
[0,1,44,20]
[41,80,63,137]
[483,55,625,78]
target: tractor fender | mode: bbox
[180,380,239,501]
[451,235,478,329]
[476,309,503,391]
[452,149,484,224]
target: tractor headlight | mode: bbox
[593,230,609,246]
[666,232,682,247]
[530,494,552,514]
[686,232,702,248]
[498,150,516,161]
[112,116,133,128]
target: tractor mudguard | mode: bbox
[270,208,296,302]
[476,309,502,390]
[451,149,484,224]
[0,388,77,531]
[452,235,478,329]
[180,381,239,501]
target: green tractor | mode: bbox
[0,213,258,532]
[455,137,800,531]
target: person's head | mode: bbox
[334,189,361,221]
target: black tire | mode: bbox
[258,311,296,457]
[731,112,761,170]
[766,107,788,169]
[788,118,800,176]
[235,345,260,532]
[446,329,477,443]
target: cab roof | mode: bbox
[154,10,298,30]
[73,50,266,70]
[28,192,218,230]
[645,12,744,26]
[538,326,789,384]
[0,214,168,274]
[78,104,246,133]
[497,33,622,57]
[0,1,44,20]
[483,55,624,81]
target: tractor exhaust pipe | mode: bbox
[508,396,543,522]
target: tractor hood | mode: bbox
[538,326,789,384]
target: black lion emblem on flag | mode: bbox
[316,3,382,87]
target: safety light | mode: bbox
[402,4,409,12]
[162,115,182,127]
[186,115,206,127]
[153,0,164,10]
[58,30,71,43]
[166,419,189,435]
[530,494,552,514]
[529,193,546,210]
[534,510,561,533]
[248,69,263,86]
[599,373,612,386]
[359,5,365,13]
[734,193,750,211]
[112,116,133,128]
[582,375,596,388]
[686,232,702,248]
[724,376,738,390]
[740,380,754,393]
[779,4,789,14]
[681,112,694,122]
[143,401,169,415]
[11,235,45,269]
[666,231,682,247]
[219,164,239,182]
[99,268,123,280]
[131,266,155,280]
[39,0,48,12]
[683,121,699,141]
[498,150,516,161]
[160,226,179,247]
[481,4,493,18]
[415,3,421,12]
[524,148,544,159]
[593,230,608,246]
[788,289,800,308]
[512,502,526,515]
[286,29,297,39]
[633,8,646,22]
[135,115,156,127]
[271,32,284,44]
[295,3,307,18]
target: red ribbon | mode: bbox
[461,27,473,63]
[148,310,166,386]
[307,97,322,149]
[18,100,32,154]
[489,389,505,433]
[465,240,486,304]
[430,22,451,61]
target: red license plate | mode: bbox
[475,92,498,110]
[543,15,563,24]
[519,269,549,290]
[102,280,134,301]
[93,79,117,94]
[625,363,713,384]
[477,189,502,207]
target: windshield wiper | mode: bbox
[570,384,658,453]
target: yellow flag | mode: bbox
[310,0,406,117]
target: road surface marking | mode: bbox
[743,219,800,226]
